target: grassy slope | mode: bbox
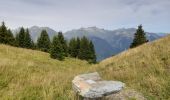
[97,35,170,100]
[0,35,169,100]
[0,45,95,100]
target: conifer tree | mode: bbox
[24,29,32,48]
[6,29,15,46]
[78,36,90,60]
[69,38,77,57]
[50,36,64,60]
[130,25,148,48]
[57,32,68,56]
[15,33,19,47]
[0,22,15,46]
[89,41,96,63]
[31,40,36,49]
[75,36,97,63]
[37,30,51,52]
[0,22,8,44]
[76,37,80,56]
[18,27,25,47]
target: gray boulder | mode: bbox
[72,72,125,99]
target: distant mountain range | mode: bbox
[12,26,57,41]
[12,26,169,61]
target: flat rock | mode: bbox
[72,72,125,99]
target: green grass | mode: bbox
[0,45,95,100]
[0,35,170,100]
[97,35,170,100]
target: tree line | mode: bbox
[0,21,148,63]
[69,36,96,63]
[0,22,96,63]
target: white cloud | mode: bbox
[0,0,170,32]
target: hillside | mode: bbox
[97,35,170,100]
[0,45,95,100]
[0,35,169,100]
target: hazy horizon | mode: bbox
[1,0,170,33]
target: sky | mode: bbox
[0,0,170,33]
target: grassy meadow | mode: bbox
[97,35,170,100]
[0,45,95,100]
[0,35,170,100]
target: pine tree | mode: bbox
[130,25,148,48]
[15,33,19,47]
[24,29,32,48]
[50,36,64,60]
[76,37,80,56]
[31,40,36,50]
[0,22,8,44]
[0,22,15,46]
[57,32,68,56]
[37,30,51,52]
[78,36,90,60]
[18,27,25,47]
[6,29,15,46]
[76,36,97,63]
[69,38,77,57]
[89,41,96,63]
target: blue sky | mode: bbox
[0,0,170,33]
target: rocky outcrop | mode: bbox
[72,72,125,99]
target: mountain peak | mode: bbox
[79,26,106,33]
[30,26,40,29]
[114,28,136,31]
[87,26,98,29]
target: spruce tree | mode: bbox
[89,41,96,63]
[50,36,64,60]
[0,22,8,44]
[31,40,36,49]
[57,32,68,56]
[78,36,90,60]
[69,38,77,57]
[69,36,96,63]
[15,33,19,47]
[76,37,80,56]
[130,25,148,48]
[24,29,32,48]
[37,30,51,52]
[6,29,15,46]
[0,22,15,46]
[18,27,25,47]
